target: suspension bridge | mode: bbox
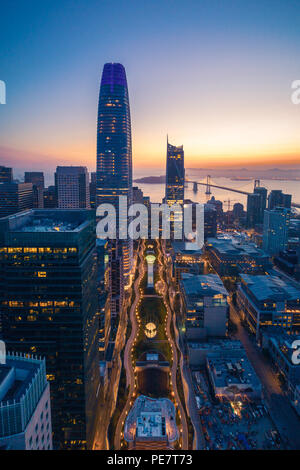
[185,175,300,209]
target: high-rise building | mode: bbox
[165,139,184,240]
[254,186,267,222]
[108,240,124,319]
[0,209,100,449]
[0,353,52,450]
[132,186,144,204]
[55,166,90,209]
[246,193,261,228]
[268,190,292,210]
[90,172,97,209]
[0,182,33,218]
[204,204,217,238]
[43,185,57,208]
[25,172,45,208]
[95,239,109,357]
[246,186,267,228]
[233,202,244,222]
[207,196,223,223]
[96,62,133,314]
[165,139,184,206]
[263,207,290,255]
[0,166,13,183]
[96,63,132,206]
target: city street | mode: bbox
[230,301,300,449]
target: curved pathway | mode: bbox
[156,242,189,450]
[171,299,205,449]
[160,242,205,449]
[114,241,146,449]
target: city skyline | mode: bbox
[1,0,300,171]
[1,0,300,454]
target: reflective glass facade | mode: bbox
[96,63,133,288]
[0,210,100,449]
[165,140,185,206]
[96,62,132,203]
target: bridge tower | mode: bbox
[254,179,260,189]
[193,182,198,192]
[205,175,211,195]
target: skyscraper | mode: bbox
[0,182,33,218]
[165,139,185,241]
[263,207,290,255]
[246,186,267,228]
[0,209,100,449]
[90,172,97,209]
[96,63,132,206]
[233,202,244,221]
[246,194,261,228]
[0,166,13,183]
[165,139,185,206]
[0,353,52,450]
[96,63,133,314]
[55,166,90,209]
[25,171,45,208]
[43,185,57,208]
[254,186,267,222]
[268,190,292,210]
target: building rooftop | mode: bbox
[181,273,228,297]
[0,209,92,233]
[171,240,202,255]
[18,219,80,232]
[206,234,268,258]
[137,412,165,439]
[206,346,261,394]
[0,354,46,405]
[188,339,243,351]
[0,353,48,437]
[124,395,178,443]
[263,329,300,366]
[240,274,300,302]
[55,165,88,174]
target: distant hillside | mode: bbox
[134,175,166,184]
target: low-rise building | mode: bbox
[205,234,270,277]
[124,395,178,450]
[274,250,300,281]
[180,273,228,340]
[260,328,300,391]
[187,339,243,367]
[169,241,204,289]
[0,353,52,450]
[237,274,300,337]
[206,345,262,401]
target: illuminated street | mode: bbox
[230,301,300,449]
[1,2,300,454]
[113,240,189,450]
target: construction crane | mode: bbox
[223,199,238,211]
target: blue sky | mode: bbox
[0,0,300,173]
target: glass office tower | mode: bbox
[165,139,185,205]
[165,139,185,240]
[96,63,132,204]
[96,63,133,306]
[0,209,100,449]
